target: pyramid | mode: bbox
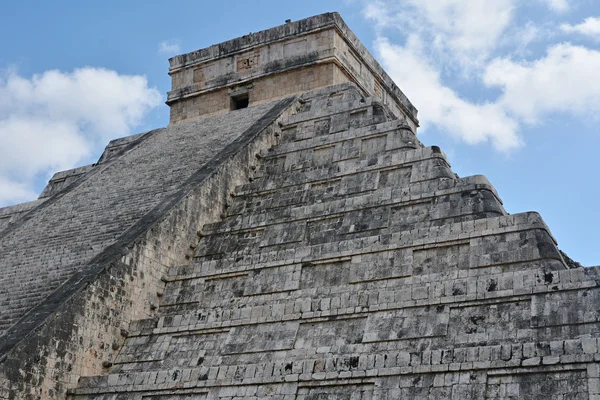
[0,12,598,400]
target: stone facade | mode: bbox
[167,13,418,132]
[67,83,600,400]
[169,63,347,125]
[0,12,598,400]
[0,99,295,398]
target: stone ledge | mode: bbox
[237,146,452,195]
[71,350,599,395]
[203,184,503,235]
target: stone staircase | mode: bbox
[70,85,600,399]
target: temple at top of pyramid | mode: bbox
[0,12,597,400]
[165,12,418,130]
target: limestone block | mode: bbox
[363,306,450,342]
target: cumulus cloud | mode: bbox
[543,0,569,13]
[484,43,600,123]
[364,0,516,69]
[0,176,37,206]
[499,22,543,58]
[375,39,600,150]
[158,40,181,55]
[375,37,520,151]
[362,0,600,152]
[560,17,600,40]
[0,67,162,207]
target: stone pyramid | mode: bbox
[1,12,598,400]
[70,82,599,400]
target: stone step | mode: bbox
[231,154,453,218]
[255,134,426,182]
[156,259,583,331]
[280,88,386,128]
[176,213,562,280]
[279,83,369,124]
[73,334,600,396]
[226,174,465,221]
[237,146,455,197]
[194,200,509,260]
[278,101,391,142]
[204,176,505,236]
[132,264,597,360]
[265,119,417,163]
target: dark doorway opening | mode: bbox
[231,94,249,110]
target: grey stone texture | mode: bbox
[167,12,418,130]
[0,99,288,338]
[63,84,598,399]
[0,96,295,398]
[0,12,598,400]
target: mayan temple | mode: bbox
[1,12,599,400]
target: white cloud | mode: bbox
[560,17,600,40]
[543,0,569,13]
[158,40,181,55]
[362,1,395,29]
[0,67,162,207]
[364,0,516,69]
[375,37,600,151]
[376,37,521,151]
[499,22,543,57]
[0,176,37,206]
[484,43,600,123]
[363,0,600,152]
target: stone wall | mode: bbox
[1,12,597,399]
[169,63,346,124]
[0,97,296,399]
[66,84,600,400]
[0,199,46,234]
[167,13,419,130]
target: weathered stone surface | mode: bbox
[167,13,419,131]
[0,96,296,399]
[0,198,46,234]
[64,83,599,400]
[0,11,598,400]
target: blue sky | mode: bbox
[0,0,598,266]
